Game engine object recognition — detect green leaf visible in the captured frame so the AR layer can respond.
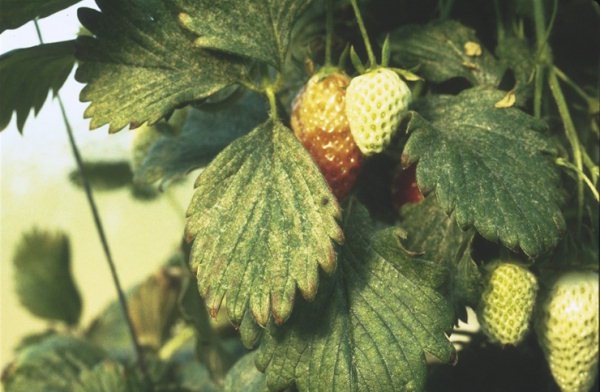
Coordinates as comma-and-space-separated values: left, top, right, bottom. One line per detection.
224, 352, 267, 392
14, 330, 58, 354
0, 0, 81, 32
403, 88, 565, 257
175, 361, 221, 392
135, 92, 268, 186
256, 202, 455, 392
73, 361, 143, 392
495, 35, 536, 104
2, 335, 106, 392
186, 119, 343, 326
400, 196, 482, 316
175, 0, 314, 68
0, 41, 75, 132
86, 266, 184, 359
178, 269, 238, 383
390, 20, 503, 86
12, 229, 82, 325
76, 0, 247, 133
130, 108, 190, 176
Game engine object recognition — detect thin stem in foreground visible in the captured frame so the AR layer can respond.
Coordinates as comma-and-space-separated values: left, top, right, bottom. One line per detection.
350, 0, 376, 67
325, 0, 334, 66
33, 19, 151, 386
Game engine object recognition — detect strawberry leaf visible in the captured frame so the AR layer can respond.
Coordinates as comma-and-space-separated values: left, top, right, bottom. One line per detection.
400, 196, 482, 317
134, 92, 268, 186
73, 362, 141, 392
12, 229, 82, 326
0, 41, 75, 132
256, 202, 455, 392
390, 20, 503, 86
224, 352, 267, 392
404, 88, 565, 257
174, 0, 314, 69
76, 0, 247, 133
86, 266, 183, 359
186, 119, 343, 327
495, 35, 536, 104
2, 335, 106, 392
0, 0, 81, 32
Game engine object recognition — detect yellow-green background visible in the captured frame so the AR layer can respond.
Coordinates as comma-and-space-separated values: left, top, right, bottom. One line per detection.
0, 2, 195, 366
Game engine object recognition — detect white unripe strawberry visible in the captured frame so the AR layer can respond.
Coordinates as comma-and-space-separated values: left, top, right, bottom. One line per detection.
477, 262, 538, 345
345, 68, 411, 156
536, 271, 599, 392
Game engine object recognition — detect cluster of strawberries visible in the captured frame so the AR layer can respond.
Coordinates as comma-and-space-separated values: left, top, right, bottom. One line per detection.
291, 67, 422, 206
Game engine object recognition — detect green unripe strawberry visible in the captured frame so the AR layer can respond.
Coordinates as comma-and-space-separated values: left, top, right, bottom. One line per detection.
345, 68, 411, 156
536, 272, 599, 392
477, 262, 538, 345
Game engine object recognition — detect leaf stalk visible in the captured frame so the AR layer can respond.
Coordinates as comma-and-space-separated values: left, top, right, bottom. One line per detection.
350, 0, 376, 67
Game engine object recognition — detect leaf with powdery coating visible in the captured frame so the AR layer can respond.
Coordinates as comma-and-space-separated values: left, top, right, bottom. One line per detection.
390, 20, 503, 86
256, 202, 455, 392
403, 88, 565, 257
76, 0, 246, 133
175, 0, 314, 68
186, 119, 343, 327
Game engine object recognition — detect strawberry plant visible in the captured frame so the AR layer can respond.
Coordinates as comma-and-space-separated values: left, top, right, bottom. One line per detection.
1, 0, 599, 391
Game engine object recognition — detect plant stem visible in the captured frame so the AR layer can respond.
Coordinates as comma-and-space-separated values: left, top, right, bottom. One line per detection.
325, 0, 334, 66
532, 0, 548, 55
556, 158, 599, 202
266, 87, 278, 121
34, 20, 151, 386
533, 65, 544, 119
532, 0, 549, 119
548, 69, 585, 227
554, 66, 595, 103
492, 0, 505, 43
438, 0, 455, 20
532, 0, 586, 230
350, 0, 376, 67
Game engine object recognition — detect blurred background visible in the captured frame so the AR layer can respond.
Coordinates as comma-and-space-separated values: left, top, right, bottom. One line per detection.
0, 1, 196, 366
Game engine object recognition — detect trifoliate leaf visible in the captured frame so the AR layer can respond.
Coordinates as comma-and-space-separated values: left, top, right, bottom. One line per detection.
390, 20, 503, 86
0, 41, 75, 132
73, 361, 143, 392
175, 0, 314, 68
186, 119, 343, 326
0, 0, 81, 32
86, 266, 184, 360
224, 352, 267, 392
76, 0, 247, 133
12, 229, 82, 325
2, 335, 106, 392
256, 202, 455, 392
135, 92, 268, 187
400, 196, 481, 317
403, 88, 565, 257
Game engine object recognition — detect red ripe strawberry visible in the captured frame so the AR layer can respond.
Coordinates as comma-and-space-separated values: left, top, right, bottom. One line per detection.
291, 71, 363, 199
391, 163, 424, 209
